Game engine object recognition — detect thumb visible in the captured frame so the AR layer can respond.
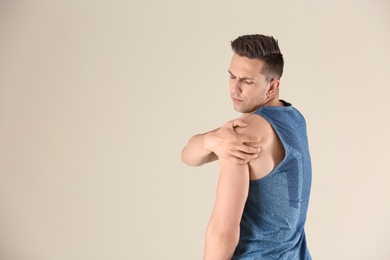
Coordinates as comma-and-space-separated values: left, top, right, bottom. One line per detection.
233, 119, 247, 128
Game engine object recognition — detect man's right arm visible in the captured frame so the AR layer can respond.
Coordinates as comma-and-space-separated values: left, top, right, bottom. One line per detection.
181, 130, 219, 166
181, 119, 261, 166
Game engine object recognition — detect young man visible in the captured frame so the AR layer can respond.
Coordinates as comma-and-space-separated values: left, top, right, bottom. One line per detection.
182, 34, 312, 259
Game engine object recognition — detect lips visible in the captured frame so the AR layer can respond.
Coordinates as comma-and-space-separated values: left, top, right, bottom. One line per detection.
231, 96, 243, 103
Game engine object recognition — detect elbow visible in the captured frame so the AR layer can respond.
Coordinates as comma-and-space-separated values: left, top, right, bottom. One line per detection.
181, 147, 193, 166
181, 147, 203, 167
206, 223, 240, 250
181, 147, 191, 165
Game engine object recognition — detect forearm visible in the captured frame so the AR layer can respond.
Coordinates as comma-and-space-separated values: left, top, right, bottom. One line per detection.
181, 130, 218, 166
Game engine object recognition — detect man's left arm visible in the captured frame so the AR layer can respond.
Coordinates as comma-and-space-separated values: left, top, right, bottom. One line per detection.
203, 159, 249, 260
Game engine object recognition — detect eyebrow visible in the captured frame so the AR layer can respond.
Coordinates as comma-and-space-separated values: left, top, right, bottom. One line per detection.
227, 70, 255, 80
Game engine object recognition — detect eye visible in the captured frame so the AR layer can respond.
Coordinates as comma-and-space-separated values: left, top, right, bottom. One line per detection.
229, 74, 236, 79
245, 80, 254, 85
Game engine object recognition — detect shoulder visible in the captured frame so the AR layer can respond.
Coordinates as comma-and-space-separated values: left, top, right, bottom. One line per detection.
234, 114, 274, 141
235, 114, 285, 180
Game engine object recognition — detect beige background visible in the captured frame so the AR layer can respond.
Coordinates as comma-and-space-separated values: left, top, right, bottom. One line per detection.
1, 0, 389, 259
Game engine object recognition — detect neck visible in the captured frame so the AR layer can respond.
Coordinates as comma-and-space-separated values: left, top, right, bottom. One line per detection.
242, 95, 282, 116
261, 91, 282, 107
265, 96, 283, 106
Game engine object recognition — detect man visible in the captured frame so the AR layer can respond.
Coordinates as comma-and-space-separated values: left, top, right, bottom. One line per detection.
182, 34, 312, 259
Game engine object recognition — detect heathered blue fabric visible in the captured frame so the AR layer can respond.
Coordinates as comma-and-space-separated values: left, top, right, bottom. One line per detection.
232, 100, 312, 260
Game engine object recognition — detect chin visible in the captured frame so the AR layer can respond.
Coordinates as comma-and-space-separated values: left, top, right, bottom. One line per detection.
232, 105, 242, 112
233, 106, 247, 114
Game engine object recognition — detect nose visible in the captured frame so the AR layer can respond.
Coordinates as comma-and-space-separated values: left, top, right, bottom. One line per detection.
230, 79, 242, 94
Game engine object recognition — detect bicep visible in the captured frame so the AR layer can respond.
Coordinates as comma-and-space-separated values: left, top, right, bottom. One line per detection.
210, 159, 250, 228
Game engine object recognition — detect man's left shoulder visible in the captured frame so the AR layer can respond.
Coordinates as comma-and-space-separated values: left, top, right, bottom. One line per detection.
235, 114, 274, 140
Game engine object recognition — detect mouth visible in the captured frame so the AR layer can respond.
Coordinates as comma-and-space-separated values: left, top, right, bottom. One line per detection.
231, 97, 243, 104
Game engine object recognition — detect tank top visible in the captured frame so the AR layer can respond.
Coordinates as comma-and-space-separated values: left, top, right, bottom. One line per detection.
232, 100, 312, 260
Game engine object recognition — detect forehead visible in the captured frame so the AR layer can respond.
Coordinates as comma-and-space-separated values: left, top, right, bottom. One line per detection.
229, 53, 265, 78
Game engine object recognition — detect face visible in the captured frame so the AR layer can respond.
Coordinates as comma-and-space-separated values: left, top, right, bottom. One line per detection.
228, 53, 272, 114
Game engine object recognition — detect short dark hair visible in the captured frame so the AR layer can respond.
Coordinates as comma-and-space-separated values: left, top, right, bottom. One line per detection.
231, 34, 284, 80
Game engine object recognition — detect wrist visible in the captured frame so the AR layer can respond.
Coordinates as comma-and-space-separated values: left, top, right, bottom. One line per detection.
203, 132, 214, 152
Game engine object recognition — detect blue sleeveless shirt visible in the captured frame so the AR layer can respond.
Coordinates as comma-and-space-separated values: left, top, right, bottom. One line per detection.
232, 100, 312, 260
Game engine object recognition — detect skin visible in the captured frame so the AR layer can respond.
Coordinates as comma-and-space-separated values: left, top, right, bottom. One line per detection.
228, 53, 283, 114
181, 54, 282, 166
203, 54, 285, 259
182, 53, 285, 259
181, 119, 261, 166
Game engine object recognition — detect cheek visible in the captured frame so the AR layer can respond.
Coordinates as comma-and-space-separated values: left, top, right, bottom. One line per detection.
228, 78, 234, 88
249, 86, 266, 101
247, 86, 259, 95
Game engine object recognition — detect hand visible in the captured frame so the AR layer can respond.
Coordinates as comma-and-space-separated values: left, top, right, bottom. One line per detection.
203, 118, 261, 164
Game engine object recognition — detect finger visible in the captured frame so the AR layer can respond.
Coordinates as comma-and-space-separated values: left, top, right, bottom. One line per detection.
238, 145, 261, 155
230, 156, 251, 165
239, 134, 261, 144
231, 150, 257, 161
236, 159, 250, 165
233, 119, 248, 128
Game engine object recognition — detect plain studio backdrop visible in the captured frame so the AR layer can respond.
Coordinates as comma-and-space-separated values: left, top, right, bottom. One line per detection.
0, 1, 389, 259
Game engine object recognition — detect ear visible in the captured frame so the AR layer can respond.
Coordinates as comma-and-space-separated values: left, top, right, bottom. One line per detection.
267, 79, 281, 96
